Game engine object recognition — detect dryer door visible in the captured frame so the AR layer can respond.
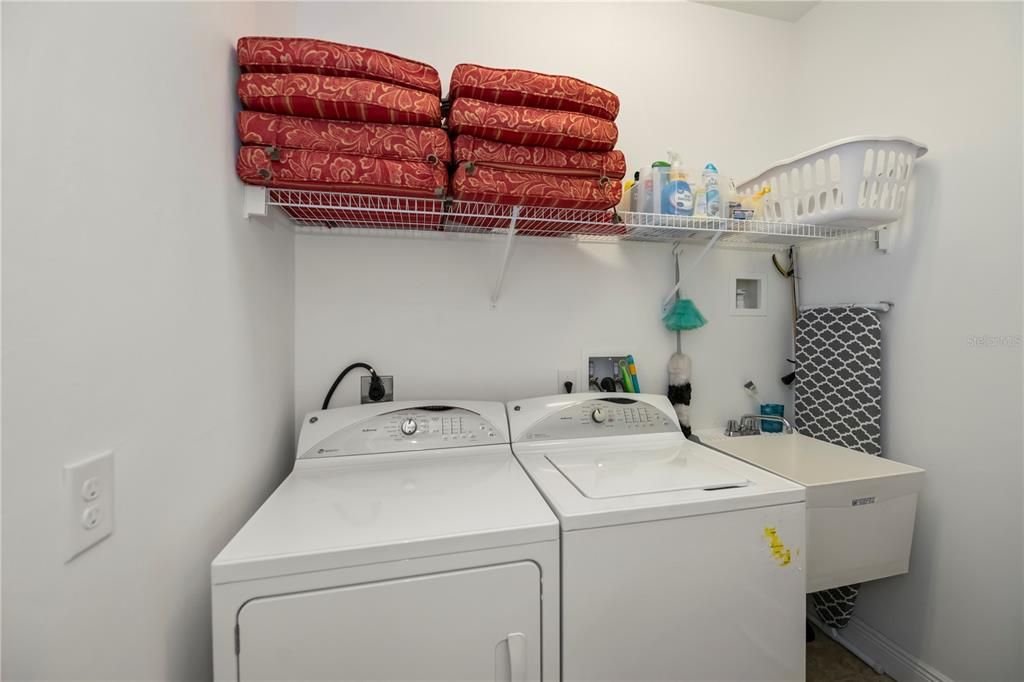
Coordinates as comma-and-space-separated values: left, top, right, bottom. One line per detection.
237, 562, 541, 682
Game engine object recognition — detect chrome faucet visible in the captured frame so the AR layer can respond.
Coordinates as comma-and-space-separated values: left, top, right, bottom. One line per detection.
725, 414, 794, 436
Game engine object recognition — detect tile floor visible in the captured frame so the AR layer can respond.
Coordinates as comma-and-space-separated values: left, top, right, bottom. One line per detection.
806, 626, 894, 682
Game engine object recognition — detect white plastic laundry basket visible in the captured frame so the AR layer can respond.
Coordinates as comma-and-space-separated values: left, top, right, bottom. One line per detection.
738, 136, 928, 229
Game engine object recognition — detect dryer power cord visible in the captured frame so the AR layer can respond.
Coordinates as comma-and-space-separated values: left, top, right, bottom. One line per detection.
322, 362, 385, 410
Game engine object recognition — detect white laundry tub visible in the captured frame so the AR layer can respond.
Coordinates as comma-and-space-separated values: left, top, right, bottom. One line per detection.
698, 431, 924, 593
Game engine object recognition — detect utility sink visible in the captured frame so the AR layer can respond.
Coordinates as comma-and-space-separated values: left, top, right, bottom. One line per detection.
697, 431, 924, 593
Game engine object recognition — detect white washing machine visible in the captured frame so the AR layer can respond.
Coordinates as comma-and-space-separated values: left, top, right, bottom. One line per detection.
212, 400, 560, 682
507, 393, 807, 682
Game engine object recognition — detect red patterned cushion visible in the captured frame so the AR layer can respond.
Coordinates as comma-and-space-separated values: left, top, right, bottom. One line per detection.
453, 135, 625, 180
239, 112, 450, 163
237, 146, 447, 198
238, 37, 441, 97
448, 99, 617, 152
450, 64, 619, 121
238, 73, 441, 126
450, 163, 622, 210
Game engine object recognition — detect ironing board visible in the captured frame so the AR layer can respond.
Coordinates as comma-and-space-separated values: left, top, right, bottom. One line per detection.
795, 306, 882, 629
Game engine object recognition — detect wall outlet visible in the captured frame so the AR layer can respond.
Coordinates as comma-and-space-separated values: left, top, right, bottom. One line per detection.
557, 369, 578, 394
64, 451, 114, 562
360, 375, 394, 404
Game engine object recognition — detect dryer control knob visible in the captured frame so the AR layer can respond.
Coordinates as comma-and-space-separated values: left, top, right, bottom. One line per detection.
400, 418, 418, 436
591, 408, 606, 424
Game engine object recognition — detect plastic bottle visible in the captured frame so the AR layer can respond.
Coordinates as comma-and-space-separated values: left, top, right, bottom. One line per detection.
638, 163, 663, 210
660, 152, 693, 216
702, 163, 720, 217
617, 179, 631, 212
694, 185, 707, 216
651, 161, 671, 213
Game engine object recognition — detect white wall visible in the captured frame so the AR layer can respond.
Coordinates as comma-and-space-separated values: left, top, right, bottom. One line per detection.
4, 3, 1020, 681
2, 3, 295, 680
793, 3, 1023, 680
292, 2, 800, 427
295, 236, 795, 424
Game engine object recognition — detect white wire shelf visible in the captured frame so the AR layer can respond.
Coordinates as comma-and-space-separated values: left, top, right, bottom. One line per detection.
246, 187, 850, 250
243, 186, 870, 305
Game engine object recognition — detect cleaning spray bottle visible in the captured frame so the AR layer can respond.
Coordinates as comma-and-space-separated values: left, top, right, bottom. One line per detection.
702, 163, 720, 217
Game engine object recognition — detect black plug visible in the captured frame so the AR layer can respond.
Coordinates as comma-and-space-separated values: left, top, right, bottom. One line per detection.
367, 372, 386, 402
564, 380, 573, 394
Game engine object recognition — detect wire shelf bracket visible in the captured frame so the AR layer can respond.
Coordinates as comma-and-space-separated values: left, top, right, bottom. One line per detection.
491, 205, 520, 307
243, 185, 268, 218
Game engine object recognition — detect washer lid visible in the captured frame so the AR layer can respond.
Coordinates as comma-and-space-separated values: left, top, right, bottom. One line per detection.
513, 437, 805, 531
548, 446, 749, 499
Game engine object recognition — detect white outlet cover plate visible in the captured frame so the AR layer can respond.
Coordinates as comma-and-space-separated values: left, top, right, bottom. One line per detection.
64, 451, 114, 562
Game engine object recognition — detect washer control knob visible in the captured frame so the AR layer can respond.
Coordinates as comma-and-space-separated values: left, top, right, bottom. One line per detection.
400, 418, 418, 436
591, 408, 606, 424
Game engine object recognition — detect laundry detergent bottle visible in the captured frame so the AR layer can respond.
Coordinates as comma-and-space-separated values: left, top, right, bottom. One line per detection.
660, 152, 694, 216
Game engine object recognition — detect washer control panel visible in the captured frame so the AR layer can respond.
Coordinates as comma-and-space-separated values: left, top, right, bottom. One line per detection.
301, 406, 504, 459
517, 398, 679, 442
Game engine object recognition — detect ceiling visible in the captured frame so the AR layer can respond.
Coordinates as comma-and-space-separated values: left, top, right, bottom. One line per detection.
697, 1, 819, 23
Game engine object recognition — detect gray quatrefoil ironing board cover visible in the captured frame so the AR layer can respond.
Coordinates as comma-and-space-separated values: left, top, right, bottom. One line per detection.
794, 306, 883, 629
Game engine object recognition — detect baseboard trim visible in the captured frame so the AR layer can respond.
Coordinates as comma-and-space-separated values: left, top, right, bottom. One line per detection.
808, 612, 952, 682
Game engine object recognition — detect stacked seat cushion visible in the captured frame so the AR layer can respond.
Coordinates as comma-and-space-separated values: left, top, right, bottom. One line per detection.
448, 166, 625, 236
239, 146, 446, 229
239, 111, 450, 163
450, 135, 624, 216
237, 147, 446, 197
453, 135, 624, 180
450, 164, 621, 211
450, 64, 618, 121
238, 73, 441, 126
235, 39, 448, 229
238, 37, 441, 96
448, 98, 617, 151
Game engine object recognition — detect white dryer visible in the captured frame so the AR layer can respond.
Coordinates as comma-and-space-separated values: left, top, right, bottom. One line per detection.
508, 393, 807, 682
212, 400, 559, 682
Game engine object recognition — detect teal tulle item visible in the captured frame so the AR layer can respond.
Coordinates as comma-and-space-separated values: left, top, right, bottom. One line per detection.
662, 299, 707, 331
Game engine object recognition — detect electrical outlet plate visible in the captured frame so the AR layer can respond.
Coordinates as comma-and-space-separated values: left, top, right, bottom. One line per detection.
360, 375, 394, 404
557, 369, 578, 394
64, 450, 114, 562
